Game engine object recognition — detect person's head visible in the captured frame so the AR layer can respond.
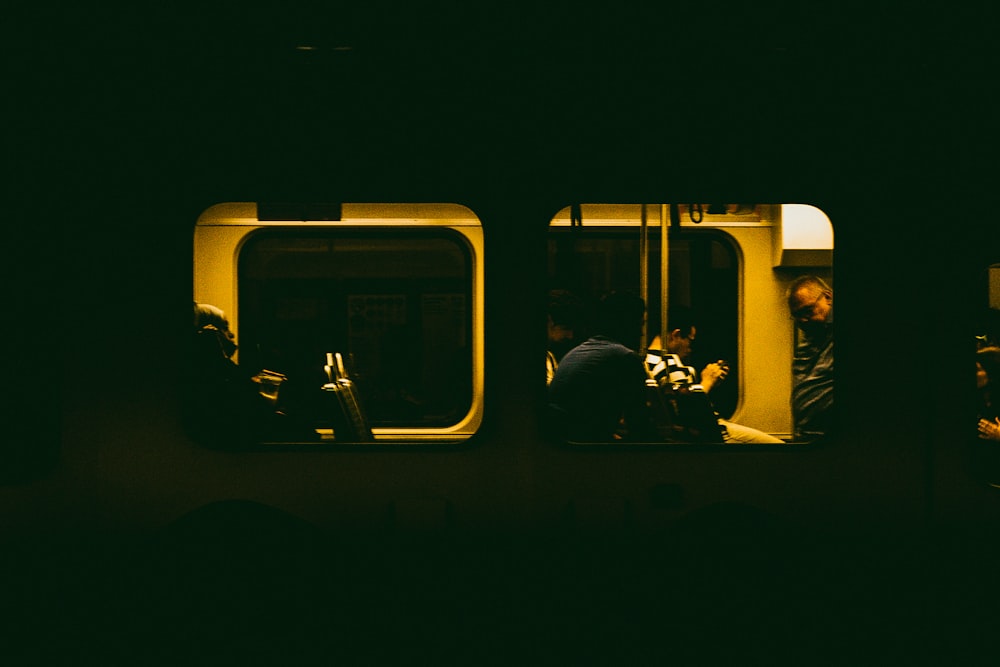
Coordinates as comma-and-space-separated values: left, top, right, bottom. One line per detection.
658, 305, 698, 362
194, 302, 237, 357
594, 291, 645, 350
975, 308, 1000, 349
787, 276, 833, 334
548, 289, 585, 345
195, 302, 228, 330
977, 346, 1000, 391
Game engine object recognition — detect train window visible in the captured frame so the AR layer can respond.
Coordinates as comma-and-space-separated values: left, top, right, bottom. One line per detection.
191, 203, 484, 446
545, 203, 834, 445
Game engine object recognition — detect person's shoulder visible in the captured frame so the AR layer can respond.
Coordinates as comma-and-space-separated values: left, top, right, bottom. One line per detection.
600, 339, 642, 360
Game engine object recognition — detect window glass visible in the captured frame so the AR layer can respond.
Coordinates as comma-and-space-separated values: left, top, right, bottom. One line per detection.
239, 231, 472, 429
548, 229, 739, 416
544, 203, 834, 445
190, 203, 483, 446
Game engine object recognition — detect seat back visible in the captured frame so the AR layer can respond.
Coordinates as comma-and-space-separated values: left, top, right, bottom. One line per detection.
322, 352, 374, 442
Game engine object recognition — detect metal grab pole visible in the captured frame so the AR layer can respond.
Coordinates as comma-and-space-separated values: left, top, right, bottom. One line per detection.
639, 204, 649, 352
660, 204, 669, 346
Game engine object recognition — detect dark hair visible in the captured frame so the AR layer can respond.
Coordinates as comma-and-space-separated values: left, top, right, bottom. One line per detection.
666, 305, 697, 338
548, 289, 586, 330
978, 346, 1000, 385
976, 308, 1000, 349
595, 291, 645, 346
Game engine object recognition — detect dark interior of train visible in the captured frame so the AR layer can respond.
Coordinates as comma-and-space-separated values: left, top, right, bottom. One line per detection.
238, 230, 473, 430
550, 226, 742, 418
7, 5, 999, 664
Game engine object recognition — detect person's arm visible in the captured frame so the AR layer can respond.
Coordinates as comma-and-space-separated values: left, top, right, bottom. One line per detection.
621, 353, 660, 441
699, 361, 729, 393
978, 417, 1000, 441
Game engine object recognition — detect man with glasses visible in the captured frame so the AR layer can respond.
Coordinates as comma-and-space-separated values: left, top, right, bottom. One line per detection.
787, 275, 835, 440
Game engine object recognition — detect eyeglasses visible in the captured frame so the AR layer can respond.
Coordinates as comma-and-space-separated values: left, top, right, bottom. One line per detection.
791, 295, 826, 320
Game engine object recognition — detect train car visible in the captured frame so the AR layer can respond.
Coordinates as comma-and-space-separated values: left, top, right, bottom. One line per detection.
5, 6, 998, 663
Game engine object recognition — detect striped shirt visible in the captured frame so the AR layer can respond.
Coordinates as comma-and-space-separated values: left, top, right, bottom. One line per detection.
645, 350, 726, 441
645, 350, 702, 390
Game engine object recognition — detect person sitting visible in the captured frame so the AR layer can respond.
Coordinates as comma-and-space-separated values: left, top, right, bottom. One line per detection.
647, 307, 784, 444
546, 289, 587, 385
977, 346, 1000, 441
187, 302, 317, 446
787, 275, 835, 440
546, 292, 659, 442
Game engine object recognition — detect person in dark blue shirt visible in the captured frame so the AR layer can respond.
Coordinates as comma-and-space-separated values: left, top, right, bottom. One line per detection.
547, 292, 659, 442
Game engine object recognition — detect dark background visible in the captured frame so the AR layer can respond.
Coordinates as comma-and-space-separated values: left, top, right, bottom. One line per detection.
6, 4, 999, 663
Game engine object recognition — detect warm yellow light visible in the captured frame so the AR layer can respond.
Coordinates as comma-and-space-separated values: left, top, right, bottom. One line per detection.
781, 204, 834, 250
990, 265, 1000, 309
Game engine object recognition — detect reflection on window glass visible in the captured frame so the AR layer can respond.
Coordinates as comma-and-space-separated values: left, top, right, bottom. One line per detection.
238, 231, 473, 432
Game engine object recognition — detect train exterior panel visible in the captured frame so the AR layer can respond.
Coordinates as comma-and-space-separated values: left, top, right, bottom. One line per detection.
5, 7, 999, 661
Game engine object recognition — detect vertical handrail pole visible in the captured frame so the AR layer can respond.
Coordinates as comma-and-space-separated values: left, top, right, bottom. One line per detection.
660, 204, 670, 345
639, 204, 649, 352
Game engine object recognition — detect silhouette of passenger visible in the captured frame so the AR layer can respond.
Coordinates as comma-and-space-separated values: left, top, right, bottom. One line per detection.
649, 307, 783, 443
546, 289, 587, 385
977, 346, 1000, 441
186, 303, 316, 446
787, 276, 835, 440
976, 306, 1000, 350
547, 291, 659, 442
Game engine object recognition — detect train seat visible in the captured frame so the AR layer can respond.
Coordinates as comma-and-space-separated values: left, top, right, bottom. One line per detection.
322, 352, 374, 442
